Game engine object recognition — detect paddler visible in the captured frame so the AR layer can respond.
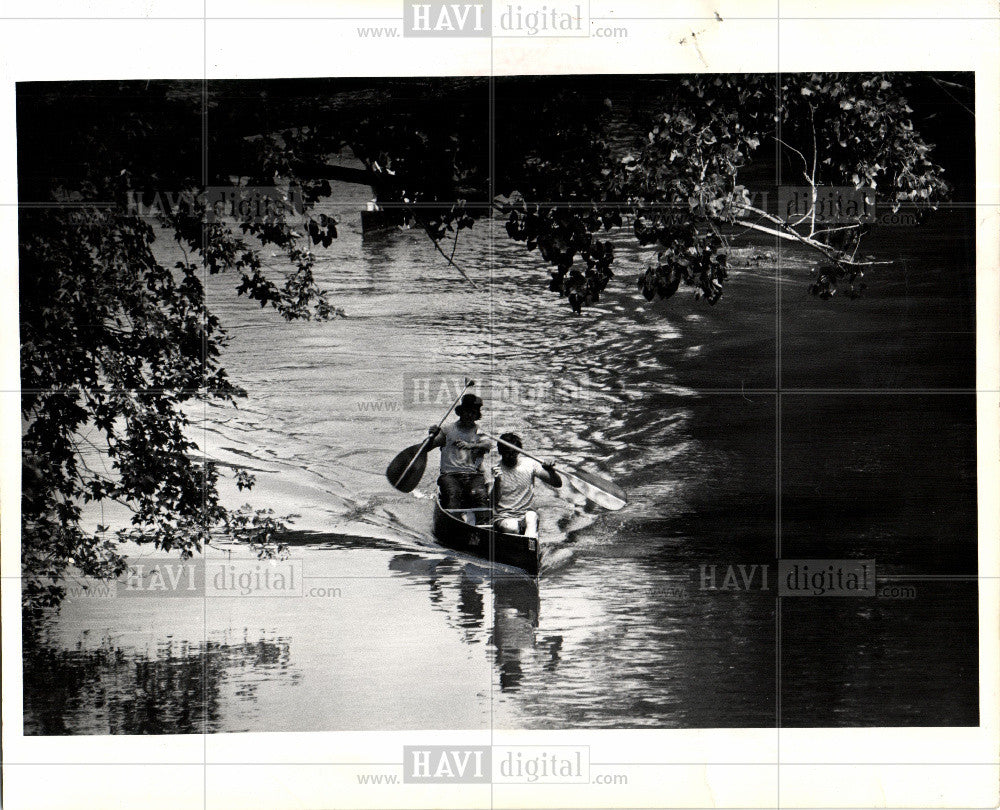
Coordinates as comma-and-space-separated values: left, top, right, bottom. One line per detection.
489, 432, 561, 538
427, 393, 491, 520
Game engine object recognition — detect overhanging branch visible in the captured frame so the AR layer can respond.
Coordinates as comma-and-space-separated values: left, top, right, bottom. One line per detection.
733, 204, 892, 267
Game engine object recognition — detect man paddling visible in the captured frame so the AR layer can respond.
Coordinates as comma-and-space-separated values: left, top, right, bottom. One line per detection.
427, 393, 491, 519
490, 432, 561, 538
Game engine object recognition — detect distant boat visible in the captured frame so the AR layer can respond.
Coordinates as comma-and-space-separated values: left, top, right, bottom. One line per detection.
431, 499, 540, 576
361, 199, 404, 240
303, 151, 404, 240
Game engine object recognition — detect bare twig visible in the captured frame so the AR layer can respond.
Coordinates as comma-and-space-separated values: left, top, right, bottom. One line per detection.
809, 104, 818, 237
774, 135, 810, 179
431, 236, 477, 288
809, 223, 863, 238
734, 204, 892, 267
930, 76, 974, 118
405, 206, 478, 289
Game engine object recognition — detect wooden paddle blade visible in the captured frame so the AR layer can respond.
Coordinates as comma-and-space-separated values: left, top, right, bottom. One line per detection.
386, 443, 429, 492
559, 467, 627, 511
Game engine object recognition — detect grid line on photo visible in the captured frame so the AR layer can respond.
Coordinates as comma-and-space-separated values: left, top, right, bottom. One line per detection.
4, 759, 1000, 766
6, 387, 992, 395
7, 200, 993, 209
6, 571, 998, 581
488, 38, 497, 809
773, 30, 783, 800
201, 2, 210, 800
4, 14, 1000, 20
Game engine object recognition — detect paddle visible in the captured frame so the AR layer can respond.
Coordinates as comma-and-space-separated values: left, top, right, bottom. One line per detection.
386, 380, 474, 493
485, 433, 628, 511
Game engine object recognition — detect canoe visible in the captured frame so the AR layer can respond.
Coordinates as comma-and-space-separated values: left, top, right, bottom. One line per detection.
431, 499, 540, 576
360, 208, 403, 240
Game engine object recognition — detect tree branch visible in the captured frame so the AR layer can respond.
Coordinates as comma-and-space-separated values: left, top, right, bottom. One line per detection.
809, 104, 818, 236
405, 206, 478, 290
733, 204, 892, 267
774, 135, 810, 180
427, 228, 478, 289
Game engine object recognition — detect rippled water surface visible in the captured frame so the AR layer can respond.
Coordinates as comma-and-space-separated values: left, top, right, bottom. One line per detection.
24, 199, 979, 732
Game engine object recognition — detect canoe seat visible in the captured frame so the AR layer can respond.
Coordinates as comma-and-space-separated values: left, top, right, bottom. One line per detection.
441, 507, 535, 536
442, 506, 492, 527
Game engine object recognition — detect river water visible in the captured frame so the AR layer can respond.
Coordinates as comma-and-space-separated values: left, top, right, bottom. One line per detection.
23, 191, 978, 732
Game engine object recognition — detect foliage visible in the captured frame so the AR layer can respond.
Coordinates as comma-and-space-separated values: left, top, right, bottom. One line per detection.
19, 82, 341, 612
780, 74, 950, 210
494, 89, 621, 312
626, 76, 771, 304
20, 202, 238, 609
623, 73, 950, 304
224, 505, 291, 559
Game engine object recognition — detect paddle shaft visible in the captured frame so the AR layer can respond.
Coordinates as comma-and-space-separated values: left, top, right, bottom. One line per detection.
392, 380, 473, 488
485, 433, 553, 470
484, 431, 627, 511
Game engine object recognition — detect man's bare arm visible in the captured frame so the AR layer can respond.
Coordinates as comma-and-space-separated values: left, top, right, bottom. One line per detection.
426, 426, 446, 450
539, 462, 562, 488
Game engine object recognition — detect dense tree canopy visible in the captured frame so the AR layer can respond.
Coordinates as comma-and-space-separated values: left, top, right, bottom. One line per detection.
18, 74, 960, 610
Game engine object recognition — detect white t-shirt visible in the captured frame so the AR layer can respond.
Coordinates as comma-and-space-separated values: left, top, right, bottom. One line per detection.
439, 421, 486, 474
492, 456, 544, 519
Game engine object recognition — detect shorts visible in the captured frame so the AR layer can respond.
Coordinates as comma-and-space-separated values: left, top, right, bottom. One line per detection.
438, 472, 488, 509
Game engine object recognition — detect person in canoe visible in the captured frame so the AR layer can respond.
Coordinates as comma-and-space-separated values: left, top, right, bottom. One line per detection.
490, 432, 562, 538
427, 393, 492, 520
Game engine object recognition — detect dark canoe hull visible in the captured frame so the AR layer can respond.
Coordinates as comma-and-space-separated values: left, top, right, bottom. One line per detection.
431, 500, 540, 576
360, 209, 404, 239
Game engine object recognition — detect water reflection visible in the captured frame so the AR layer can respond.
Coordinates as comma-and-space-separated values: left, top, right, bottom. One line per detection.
492, 575, 543, 692
388, 552, 560, 694
23, 623, 298, 735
